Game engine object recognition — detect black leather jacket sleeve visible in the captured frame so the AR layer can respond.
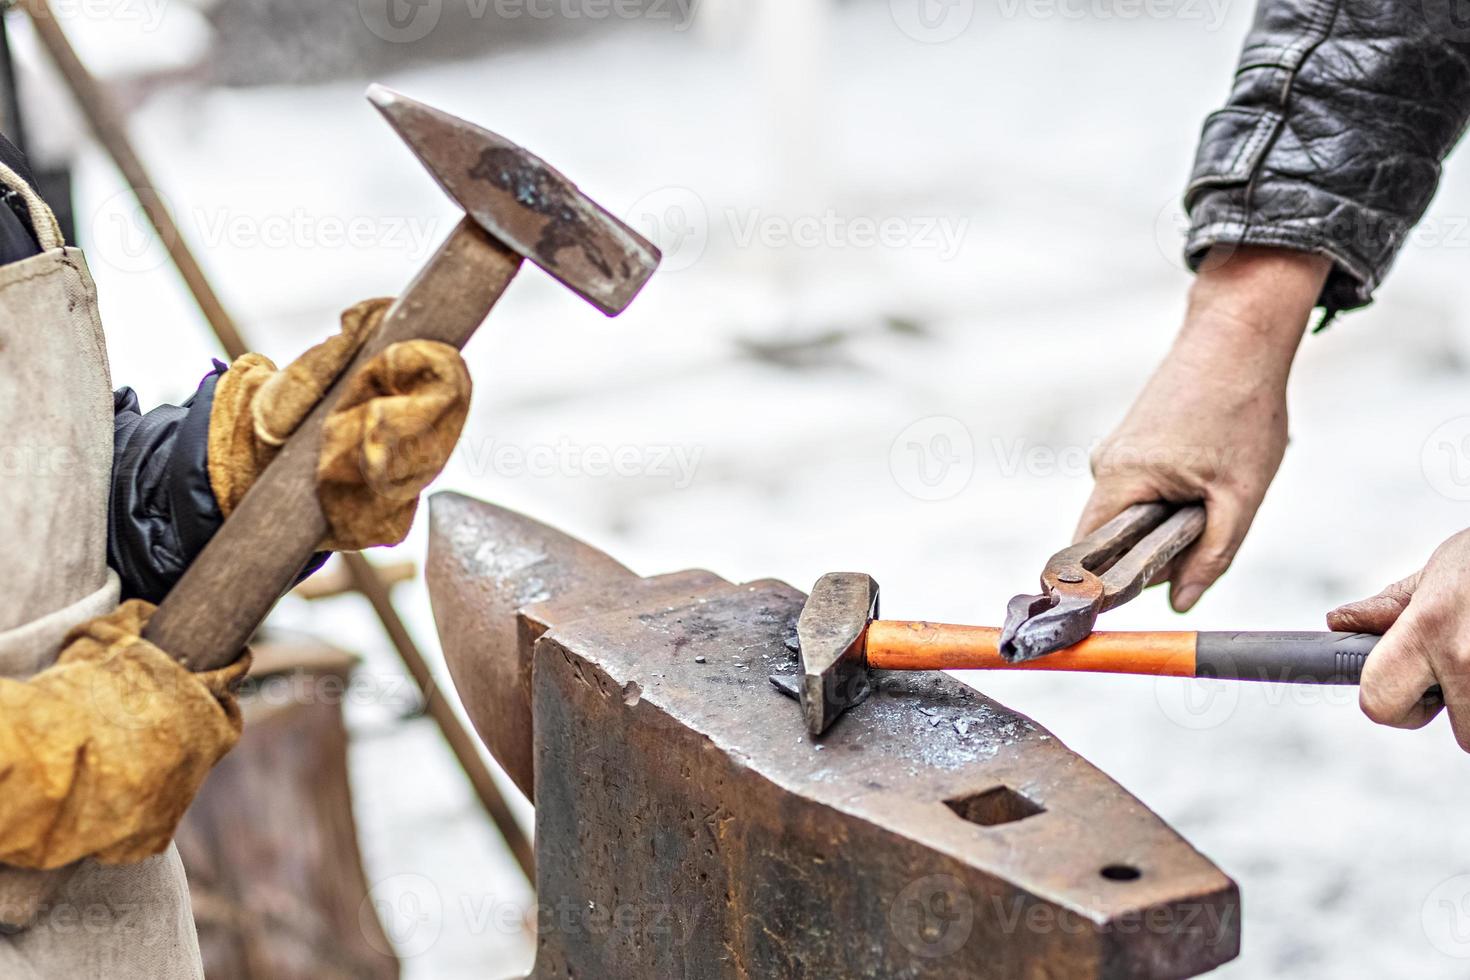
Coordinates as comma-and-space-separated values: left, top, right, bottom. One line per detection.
1185, 1, 1470, 313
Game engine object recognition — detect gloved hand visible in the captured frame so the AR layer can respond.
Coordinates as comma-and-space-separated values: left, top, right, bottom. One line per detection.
208, 298, 472, 551
0, 601, 247, 870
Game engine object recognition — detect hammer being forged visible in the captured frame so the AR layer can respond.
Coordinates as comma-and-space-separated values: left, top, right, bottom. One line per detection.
782, 572, 1438, 736
0, 86, 659, 928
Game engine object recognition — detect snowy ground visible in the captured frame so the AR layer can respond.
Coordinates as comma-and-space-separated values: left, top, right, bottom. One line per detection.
14, 1, 1470, 976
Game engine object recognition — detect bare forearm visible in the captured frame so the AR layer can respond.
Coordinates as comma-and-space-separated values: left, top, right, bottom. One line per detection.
1174, 246, 1332, 385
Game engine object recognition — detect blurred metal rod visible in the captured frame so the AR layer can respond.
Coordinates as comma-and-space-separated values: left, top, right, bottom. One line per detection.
23, 0, 535, 884
296, 558, 417, 601
343, 551, 535, 880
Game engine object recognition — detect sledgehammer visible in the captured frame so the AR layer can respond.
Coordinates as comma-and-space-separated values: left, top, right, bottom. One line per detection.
782, 572, 1440, 736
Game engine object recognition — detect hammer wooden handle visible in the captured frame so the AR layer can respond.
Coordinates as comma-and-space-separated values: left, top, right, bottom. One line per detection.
147, 219, 521, 671
868, 621, 1441, 697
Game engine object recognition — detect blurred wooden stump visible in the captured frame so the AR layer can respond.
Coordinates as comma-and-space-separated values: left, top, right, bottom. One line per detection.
176, 633, 400, 980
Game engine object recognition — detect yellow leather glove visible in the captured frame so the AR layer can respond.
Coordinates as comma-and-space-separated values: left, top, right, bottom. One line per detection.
0, 601, 248, 871
208, 298, 472, 551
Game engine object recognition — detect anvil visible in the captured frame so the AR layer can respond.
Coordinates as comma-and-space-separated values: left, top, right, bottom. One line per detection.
426, 492, 1240, 979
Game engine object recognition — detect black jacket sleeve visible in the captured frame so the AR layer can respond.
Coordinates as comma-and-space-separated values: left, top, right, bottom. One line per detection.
110, 365, 230, 602
110, 365, 330, 603
0, 132, 41, 265
1185, 1, 1470, 313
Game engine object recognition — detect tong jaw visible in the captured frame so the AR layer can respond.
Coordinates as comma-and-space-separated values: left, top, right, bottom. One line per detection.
999, 578, 1104, 664
999, 502, 1205, 664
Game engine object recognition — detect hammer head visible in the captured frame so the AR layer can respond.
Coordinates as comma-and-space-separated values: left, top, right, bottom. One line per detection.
368, 85, 660, 316
798, 572, 879, 736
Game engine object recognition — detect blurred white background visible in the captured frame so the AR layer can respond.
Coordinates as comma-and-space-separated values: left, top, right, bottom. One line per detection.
9, 0, 1470, 976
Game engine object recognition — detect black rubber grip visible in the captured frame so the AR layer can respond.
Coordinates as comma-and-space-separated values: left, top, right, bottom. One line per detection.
1196, 631, 1442, 700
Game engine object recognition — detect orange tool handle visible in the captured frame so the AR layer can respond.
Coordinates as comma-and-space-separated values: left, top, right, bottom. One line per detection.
866, 622, 1410, 692
867, 621, 1198, 677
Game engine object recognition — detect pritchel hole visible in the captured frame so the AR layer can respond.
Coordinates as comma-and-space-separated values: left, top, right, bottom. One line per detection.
1100, 864, 1142, 882
944, 786, 1045, 827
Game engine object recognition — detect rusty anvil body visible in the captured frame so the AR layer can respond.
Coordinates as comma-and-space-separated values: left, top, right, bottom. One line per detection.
427, 493, 1239, 979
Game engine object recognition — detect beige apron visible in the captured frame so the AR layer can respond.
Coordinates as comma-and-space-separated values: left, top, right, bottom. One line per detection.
0, 161, 204, 979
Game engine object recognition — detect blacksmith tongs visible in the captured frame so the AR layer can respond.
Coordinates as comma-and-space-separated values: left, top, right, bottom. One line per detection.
999, 502, 1206, 663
